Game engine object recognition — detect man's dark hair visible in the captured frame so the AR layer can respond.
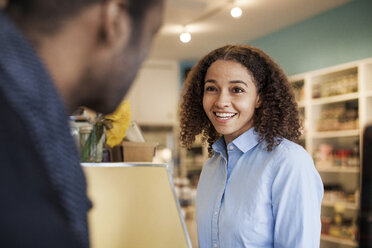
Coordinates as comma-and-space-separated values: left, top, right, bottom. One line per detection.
5, 0, 160, 36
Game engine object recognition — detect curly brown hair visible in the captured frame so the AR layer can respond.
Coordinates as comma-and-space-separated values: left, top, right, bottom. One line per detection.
179, 44, 301, 156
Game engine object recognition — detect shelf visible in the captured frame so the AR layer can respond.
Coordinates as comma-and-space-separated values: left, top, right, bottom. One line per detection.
312, 92, 359, 105
313, 129, 359, 138
317, 167, 360, 173
321, 200, 359, 210
321, 234, 358, 247
186, 165, 203, 172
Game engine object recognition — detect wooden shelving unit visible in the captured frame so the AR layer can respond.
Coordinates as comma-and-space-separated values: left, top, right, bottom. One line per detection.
321, 234, 358, 247
290, 57, 372, 248
321, 200, 358, 210
317, 167, 360, 173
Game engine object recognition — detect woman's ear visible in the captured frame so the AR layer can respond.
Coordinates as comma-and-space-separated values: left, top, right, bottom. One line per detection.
98, 0, 131, 49
255, 95, 261, 108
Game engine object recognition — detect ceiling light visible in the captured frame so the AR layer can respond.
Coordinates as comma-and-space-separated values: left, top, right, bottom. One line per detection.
230, 6, 242, 18
180, 32, 191, 43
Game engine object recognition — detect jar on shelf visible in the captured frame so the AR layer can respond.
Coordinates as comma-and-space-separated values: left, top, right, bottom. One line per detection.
321, 216, 332, 235
80, 125, 105, 162
79, 126, 92, 152
70, 125, 80, 152
350, 74, 358, 92
334, 149, 352, 167
312, 84, 321, 99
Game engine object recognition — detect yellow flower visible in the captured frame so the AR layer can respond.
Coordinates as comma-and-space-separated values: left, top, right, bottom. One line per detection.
105, 100, 131, 147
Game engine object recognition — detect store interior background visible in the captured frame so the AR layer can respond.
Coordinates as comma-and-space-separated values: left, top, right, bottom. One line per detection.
124, 0, 372, 247
0, 0, 370, 246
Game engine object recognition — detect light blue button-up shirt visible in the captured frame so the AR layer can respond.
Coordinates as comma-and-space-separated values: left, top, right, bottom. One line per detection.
196, 128, 323, 248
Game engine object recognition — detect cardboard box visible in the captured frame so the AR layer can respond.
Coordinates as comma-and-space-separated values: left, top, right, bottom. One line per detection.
110, 141, 158, 162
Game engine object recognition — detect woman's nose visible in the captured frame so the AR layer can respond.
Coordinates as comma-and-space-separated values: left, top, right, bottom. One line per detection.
215, 91, 231, 108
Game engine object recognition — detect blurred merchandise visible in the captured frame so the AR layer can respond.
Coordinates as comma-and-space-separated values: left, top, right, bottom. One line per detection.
317, 102, 358, 132
312, 73, 358, 99
70, 124, 81, 152
125, 121, 145, 142
69, 100, 132, 162
321, 201, 358, 241
314, 143, 333, 168
110, 141, 158, 162
174, 177, 197, 208
323, 185, 358, 204
79, 125, 92, 152
80, 123, 105, 162
104, 100, 132, 147
314, 143, 359, 169
321, 217, 332, 235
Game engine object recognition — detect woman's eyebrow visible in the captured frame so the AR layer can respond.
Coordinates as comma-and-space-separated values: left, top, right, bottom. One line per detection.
204, 79, 217, 83
230, 80, 248, 87
204, 79, 248, 87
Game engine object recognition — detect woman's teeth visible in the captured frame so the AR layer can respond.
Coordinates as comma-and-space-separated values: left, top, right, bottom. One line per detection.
215, 112, 236, 119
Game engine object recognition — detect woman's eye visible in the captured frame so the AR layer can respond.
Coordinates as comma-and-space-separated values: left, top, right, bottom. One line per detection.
205, 86, 216, 91
232, 87, 244, 93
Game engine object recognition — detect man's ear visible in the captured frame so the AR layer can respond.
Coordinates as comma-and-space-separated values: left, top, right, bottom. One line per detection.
99, 0, 131, 49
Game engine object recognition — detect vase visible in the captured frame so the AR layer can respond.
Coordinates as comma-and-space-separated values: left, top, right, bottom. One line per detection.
81, 124, 105, 162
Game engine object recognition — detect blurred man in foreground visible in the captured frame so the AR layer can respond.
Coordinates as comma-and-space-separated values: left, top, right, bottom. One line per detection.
0, 0, 163, 247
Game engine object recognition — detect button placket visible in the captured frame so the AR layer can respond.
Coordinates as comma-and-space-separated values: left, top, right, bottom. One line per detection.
211, 159, 227, 248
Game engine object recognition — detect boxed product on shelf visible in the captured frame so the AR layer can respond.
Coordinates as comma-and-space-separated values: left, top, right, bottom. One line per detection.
323, 185, 358, 204
110, 141, 158, 162
333, 149, 359, 167
312, 72, 358, 99
314, 144, 360, 169
316, 102, 358, 132
321, 202, 358, 241
328, 224, 357, 241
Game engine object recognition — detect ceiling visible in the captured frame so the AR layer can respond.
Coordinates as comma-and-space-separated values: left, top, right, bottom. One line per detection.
148, 0, 352, 61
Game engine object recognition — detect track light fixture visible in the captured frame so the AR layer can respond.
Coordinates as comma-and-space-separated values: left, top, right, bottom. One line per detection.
180, 31, 191, 43
230, 6, 242, 18
178, 0, 245, 43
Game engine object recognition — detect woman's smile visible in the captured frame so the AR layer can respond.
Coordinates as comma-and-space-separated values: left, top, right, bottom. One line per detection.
214, 112, 237, 121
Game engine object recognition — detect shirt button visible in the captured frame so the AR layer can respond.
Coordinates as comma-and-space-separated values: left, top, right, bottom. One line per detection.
214, 211, 218, 215
229, 145, 234, 150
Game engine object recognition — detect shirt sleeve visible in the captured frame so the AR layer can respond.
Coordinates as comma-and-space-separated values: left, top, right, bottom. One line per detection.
271, 145, 324, 248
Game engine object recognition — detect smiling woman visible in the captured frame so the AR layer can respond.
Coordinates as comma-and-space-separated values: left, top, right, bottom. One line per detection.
179, 44, 324, 248
180, 44, 301, 155
202, 60, 260, 145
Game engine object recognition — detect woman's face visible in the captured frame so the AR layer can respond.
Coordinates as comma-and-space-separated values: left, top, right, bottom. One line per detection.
203, 59, 260, 145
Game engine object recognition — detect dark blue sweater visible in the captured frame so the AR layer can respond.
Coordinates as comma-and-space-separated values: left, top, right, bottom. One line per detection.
0, 10, 91, 248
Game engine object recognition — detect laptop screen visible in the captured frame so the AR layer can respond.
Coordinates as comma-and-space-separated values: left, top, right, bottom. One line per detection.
82, 163, 192, 248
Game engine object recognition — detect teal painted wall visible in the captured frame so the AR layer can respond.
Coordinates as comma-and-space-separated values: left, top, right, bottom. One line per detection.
249, 0, 372, 76
179, 61, 196, 86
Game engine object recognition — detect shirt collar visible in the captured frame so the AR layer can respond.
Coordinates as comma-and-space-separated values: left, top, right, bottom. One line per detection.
212, 136, 226, 156
232, 128, 260, 153
212, 128, 260, 155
